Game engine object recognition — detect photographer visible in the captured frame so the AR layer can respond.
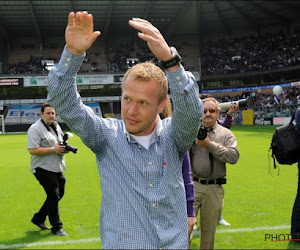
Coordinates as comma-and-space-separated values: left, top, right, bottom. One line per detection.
198, 94, 239, 227
27, 103, 69, 236
189, 97, 239, 249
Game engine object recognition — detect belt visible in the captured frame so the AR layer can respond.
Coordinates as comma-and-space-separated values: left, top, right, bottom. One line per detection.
193, 176, 226, 185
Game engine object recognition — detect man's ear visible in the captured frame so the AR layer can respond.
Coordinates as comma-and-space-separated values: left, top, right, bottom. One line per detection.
158, 98, 167, 114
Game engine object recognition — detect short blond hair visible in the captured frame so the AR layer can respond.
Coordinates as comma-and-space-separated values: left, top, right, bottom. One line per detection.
122, 61, 168, 103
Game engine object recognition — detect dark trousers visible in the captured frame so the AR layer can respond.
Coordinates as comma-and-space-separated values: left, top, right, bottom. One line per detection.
291, 164, 300, 239
33, 167, 66, 232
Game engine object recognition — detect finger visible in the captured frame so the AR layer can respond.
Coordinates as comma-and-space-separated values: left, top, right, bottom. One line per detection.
75, 11, 83, 25
87, 13, 94, 31
82, 12, 101, 40
81, 11, 91, 30
137, 32, 156, 42
90, 31, 101, 43
129, 19, 154, 35
86, 13, 101, 35
130, 18, 153, 27
68, 12, 75, 27
131, 17, 151, 23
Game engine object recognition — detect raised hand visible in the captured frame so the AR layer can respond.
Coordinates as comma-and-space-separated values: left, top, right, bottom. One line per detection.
128, 18, 172, 62
227, 103, 239, 115
66, 11, 101, 56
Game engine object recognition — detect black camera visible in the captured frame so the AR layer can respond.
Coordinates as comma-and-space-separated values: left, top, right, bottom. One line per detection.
60, 132, 77, 154
197, 125, 208, 140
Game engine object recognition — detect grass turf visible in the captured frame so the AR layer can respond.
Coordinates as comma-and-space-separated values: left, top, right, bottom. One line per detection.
0, 126, 299, 249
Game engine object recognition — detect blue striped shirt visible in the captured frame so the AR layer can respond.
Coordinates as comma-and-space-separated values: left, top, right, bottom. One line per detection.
47, 46, 203, 249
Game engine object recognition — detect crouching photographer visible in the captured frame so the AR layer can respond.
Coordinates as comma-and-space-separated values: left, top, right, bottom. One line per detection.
189, 97, 240, 249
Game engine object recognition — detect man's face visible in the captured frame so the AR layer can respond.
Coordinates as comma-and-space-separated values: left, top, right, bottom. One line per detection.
121, 77, 165, 136
40, 106, 56, 125
202, 100, 219, 129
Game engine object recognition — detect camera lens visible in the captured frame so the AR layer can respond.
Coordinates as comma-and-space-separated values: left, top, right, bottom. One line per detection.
238, 99, 247, 109
65, 144, 78, 154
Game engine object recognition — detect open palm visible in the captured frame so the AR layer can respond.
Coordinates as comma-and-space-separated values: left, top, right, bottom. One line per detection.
65, 11, 100, 55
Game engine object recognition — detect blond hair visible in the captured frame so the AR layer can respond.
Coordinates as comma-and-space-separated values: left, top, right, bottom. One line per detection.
122, 61, 168, 103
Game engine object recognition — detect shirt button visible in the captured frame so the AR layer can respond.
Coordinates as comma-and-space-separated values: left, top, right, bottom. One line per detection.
149, 183, 153, 187
176, 76, 180, 80
152, 203, 156, 207
148, 161, 152, 165
178, 81, 182, 86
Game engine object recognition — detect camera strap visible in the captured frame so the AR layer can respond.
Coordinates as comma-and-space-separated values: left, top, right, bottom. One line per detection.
40, 118, 58, 137
49, 123, 58, 137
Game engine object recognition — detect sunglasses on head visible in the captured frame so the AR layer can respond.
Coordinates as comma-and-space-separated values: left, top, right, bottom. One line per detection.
203, 109, 216, 114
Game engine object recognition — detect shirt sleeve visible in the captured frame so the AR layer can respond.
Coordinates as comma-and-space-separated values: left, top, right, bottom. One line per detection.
166, 67, 203, 154
27, 126, 41, 149
47, 46, 105, 153
182, 151, 196, 217
220, 114, 232, 129
207, 130, 239, 164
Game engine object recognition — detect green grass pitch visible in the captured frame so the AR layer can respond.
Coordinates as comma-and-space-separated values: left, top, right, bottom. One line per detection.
0, 126, 299, 249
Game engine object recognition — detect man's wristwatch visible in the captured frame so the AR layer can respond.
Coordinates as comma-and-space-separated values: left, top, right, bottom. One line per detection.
160, 47, 182, 69
51, 147, 55, 153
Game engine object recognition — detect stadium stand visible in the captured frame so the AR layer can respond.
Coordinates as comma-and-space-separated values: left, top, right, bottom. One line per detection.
0, 1, 300, 132
201, 30, 300, 76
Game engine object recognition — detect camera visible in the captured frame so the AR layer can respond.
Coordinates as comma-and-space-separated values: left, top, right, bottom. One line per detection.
60, 132, 78, 154
219, 98, 248, 110
197, 125, 208, 140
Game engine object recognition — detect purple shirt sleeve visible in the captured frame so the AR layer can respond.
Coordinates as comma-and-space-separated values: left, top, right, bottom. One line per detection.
218, 114, 232, 129
182, 151, 196, 217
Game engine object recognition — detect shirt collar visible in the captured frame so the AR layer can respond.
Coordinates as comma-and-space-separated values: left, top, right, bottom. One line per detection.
208, 122, 218, 133
123, 116, 163, 142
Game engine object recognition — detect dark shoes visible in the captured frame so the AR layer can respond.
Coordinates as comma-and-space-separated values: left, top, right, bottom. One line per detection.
52, 228, 68, 236
31, 215, 67, 236
31, 218, 50, 230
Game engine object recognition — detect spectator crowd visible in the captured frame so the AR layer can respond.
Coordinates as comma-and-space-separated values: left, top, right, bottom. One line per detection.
4, 29, 300, 78
201, 30, 300, 76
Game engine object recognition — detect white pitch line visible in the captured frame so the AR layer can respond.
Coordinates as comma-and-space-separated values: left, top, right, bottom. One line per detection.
217, 224, 290, 233
0, 237, 101, 249
192, 224, 290, 236
0, 225, 291, 249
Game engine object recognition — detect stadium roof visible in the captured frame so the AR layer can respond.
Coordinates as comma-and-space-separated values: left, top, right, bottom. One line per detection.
0, 0, 299, 43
